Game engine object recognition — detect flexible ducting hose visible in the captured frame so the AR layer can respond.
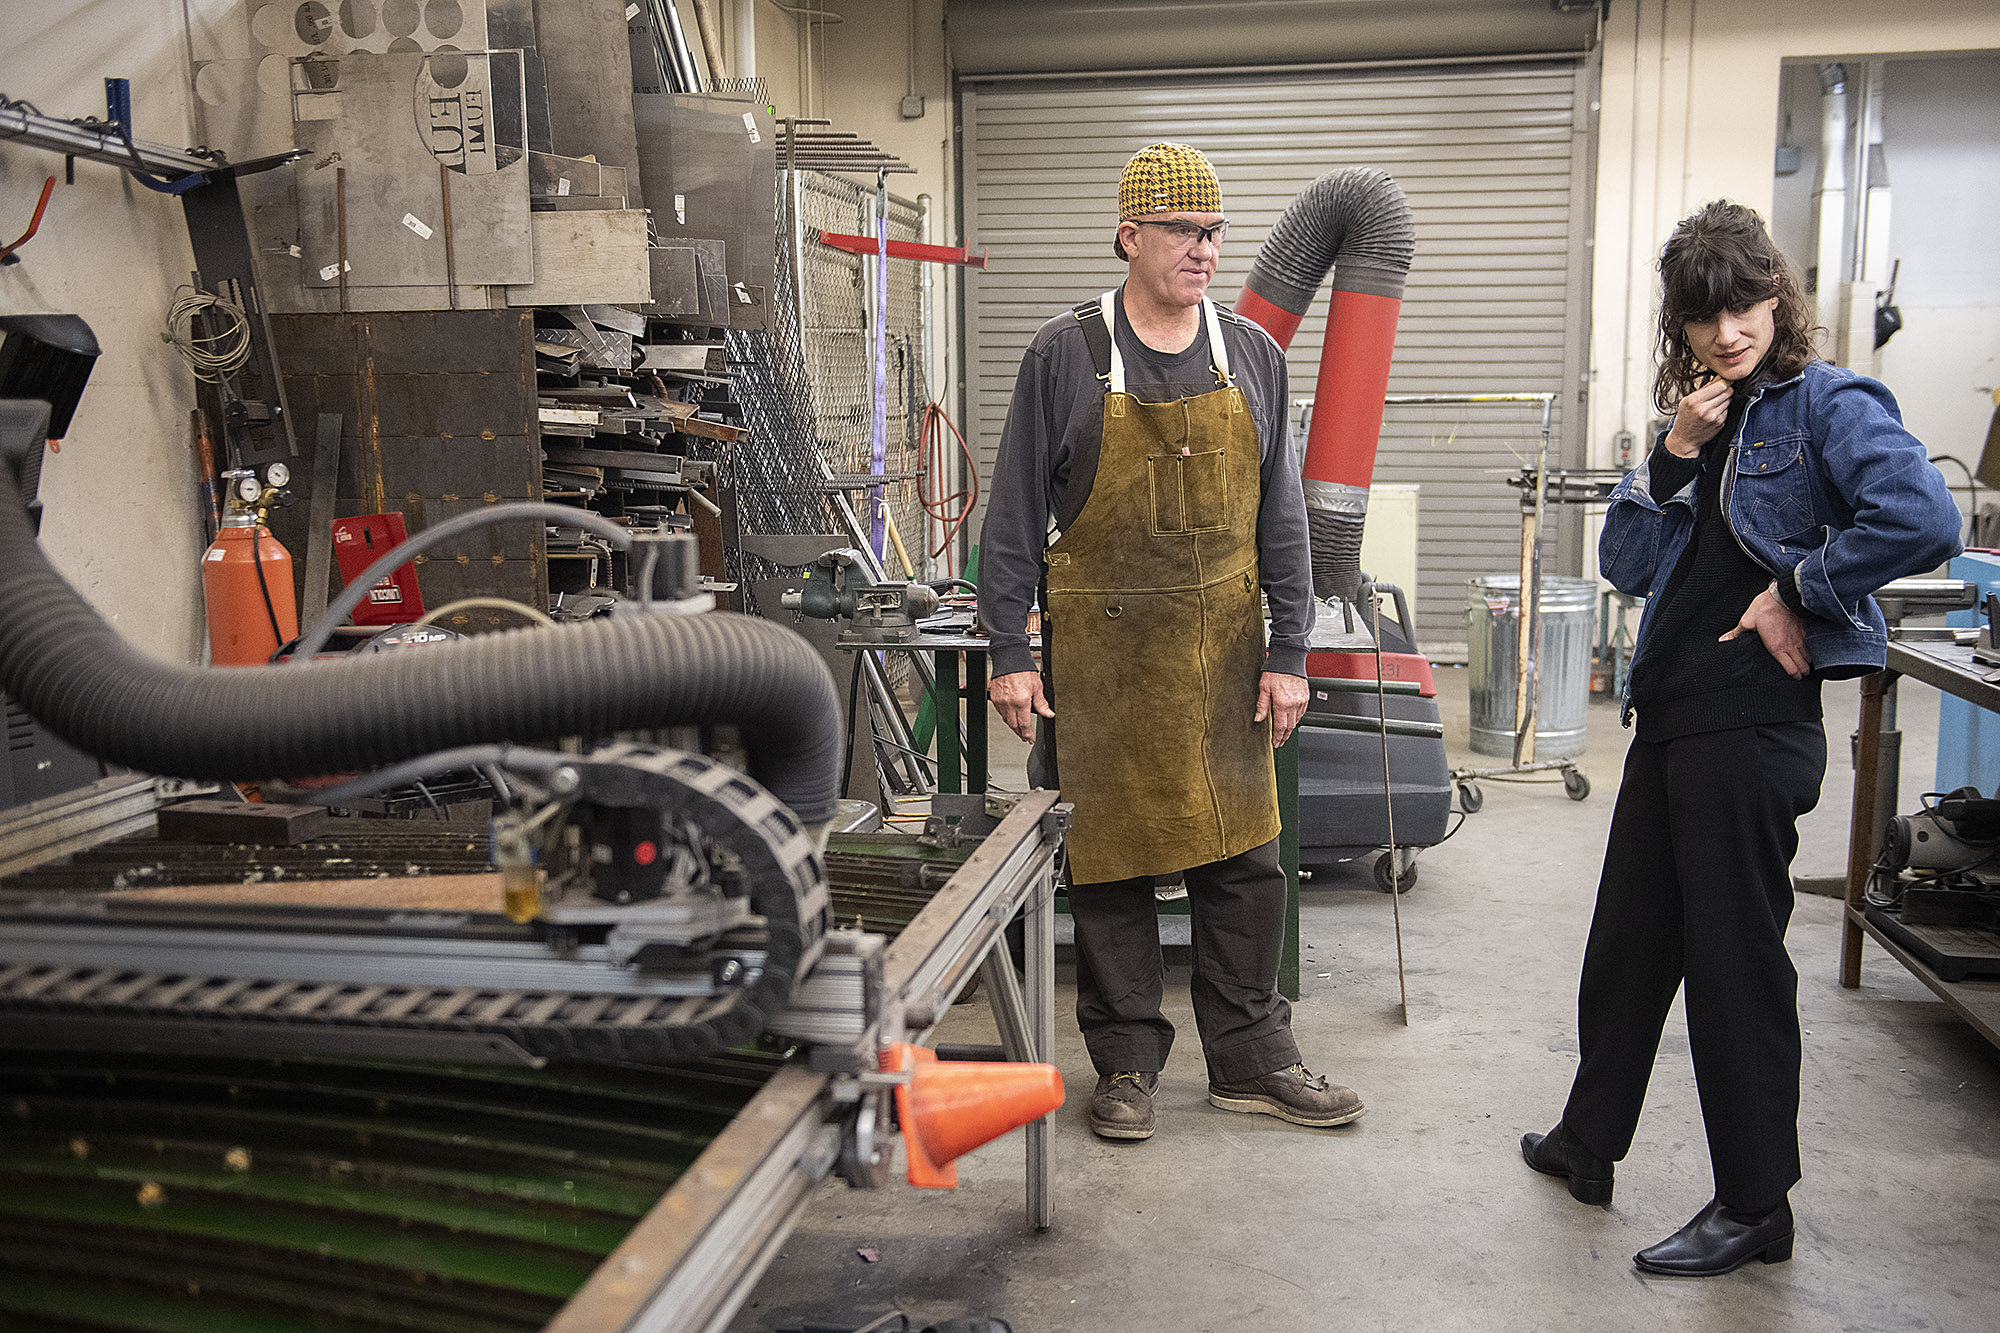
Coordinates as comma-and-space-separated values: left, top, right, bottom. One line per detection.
0, 458, 845, 827
1237, 167, 1415, 605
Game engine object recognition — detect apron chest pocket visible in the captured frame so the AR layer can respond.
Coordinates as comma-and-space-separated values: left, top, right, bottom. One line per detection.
1149, 449, 1230, 535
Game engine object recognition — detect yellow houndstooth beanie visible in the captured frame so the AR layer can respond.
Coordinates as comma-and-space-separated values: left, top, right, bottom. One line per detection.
1118, 142, 1221, 218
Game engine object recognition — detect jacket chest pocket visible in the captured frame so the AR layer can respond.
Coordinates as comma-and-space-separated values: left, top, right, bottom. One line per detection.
1149, 449, 1231, 535
1734, 432, 1816, 538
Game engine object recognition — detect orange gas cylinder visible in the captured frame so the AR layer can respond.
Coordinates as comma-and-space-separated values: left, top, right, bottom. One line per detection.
202, 521, 298, 666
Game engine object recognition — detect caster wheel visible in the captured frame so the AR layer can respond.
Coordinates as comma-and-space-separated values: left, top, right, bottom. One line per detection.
1372, 852, 1418, 894
1563, 769, 1591, 802
1457, 781, 1484, 814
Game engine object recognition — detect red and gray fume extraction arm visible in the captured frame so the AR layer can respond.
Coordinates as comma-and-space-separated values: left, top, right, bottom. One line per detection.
1236, 168, 1415, 606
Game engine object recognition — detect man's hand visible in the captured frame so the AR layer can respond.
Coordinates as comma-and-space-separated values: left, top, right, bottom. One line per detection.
1721, 588, 1809, 679
1254, 672, 1310, 747
1663, 379, 1733, 457
989, 670, 1054, 742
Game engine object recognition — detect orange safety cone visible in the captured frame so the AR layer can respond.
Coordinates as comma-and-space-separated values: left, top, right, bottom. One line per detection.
880, 1042, 1064, 1190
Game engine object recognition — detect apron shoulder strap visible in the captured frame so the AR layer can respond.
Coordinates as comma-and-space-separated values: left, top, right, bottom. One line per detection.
1071, 289, 1125, 395
1204, 298, 1234, 386
1072, 297, 1112, 386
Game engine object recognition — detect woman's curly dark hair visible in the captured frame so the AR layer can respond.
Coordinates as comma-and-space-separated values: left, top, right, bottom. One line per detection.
1653, 201, 1821, 415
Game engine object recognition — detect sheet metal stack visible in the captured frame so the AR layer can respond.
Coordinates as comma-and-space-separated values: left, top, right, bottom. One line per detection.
184, 0, 780, 618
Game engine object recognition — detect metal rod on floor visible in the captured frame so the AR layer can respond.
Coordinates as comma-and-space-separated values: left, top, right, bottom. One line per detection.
1370, 597, 1409, 1025
1023, 863, 1056, 1231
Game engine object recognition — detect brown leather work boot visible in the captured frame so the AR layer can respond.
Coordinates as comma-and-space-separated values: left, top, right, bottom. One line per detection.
1087, 1071, 1159, 1141
1207, 1063, 1365, 1127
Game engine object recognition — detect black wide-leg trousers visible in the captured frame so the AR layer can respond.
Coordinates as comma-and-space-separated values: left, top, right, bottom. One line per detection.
1069, 837, 1301, 1084
1562, 721, 1826, 1211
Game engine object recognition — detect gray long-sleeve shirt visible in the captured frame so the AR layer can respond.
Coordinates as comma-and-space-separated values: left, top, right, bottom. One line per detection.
977, 286, 1315, 679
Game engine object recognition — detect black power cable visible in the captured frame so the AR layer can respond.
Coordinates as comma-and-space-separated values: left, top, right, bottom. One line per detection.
247, 523, 285, 661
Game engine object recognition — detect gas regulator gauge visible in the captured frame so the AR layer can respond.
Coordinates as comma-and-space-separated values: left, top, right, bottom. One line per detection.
234, 474, 262, 503
264, 462, 290, 488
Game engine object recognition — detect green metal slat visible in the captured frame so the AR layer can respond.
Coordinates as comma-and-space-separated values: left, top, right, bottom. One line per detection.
8, 1097, 700, 1193
0, 1216, 552, 1333
0, 1049, 779, 1328
0, 1156, 635, 1253
4, 1131, 660, 1215
0, 1274, 312, 1333
0, 1181, 602, 1297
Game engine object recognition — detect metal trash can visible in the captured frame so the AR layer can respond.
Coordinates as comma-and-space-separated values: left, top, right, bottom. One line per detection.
1466, 575, 1597, 758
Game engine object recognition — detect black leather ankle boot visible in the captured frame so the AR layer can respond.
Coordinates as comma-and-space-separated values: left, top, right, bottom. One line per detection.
1520, 1121, 1614, 1205
1634, 1198, 1794, 1276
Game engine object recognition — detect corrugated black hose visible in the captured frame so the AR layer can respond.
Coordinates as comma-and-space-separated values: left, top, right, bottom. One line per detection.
1242, 166, 1416, 312
0, 454, 845, 827
1241, 167, 1416, 604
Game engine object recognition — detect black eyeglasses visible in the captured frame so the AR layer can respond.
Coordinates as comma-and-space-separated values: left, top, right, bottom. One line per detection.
1131, 218, 1229, 247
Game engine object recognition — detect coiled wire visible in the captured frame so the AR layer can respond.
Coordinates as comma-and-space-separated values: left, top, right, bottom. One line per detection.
163, 284, 252, 383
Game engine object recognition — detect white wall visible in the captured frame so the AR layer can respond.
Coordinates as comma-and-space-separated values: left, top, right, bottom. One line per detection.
817, 0, 955, 402
1586, 0, 2000, 574
0, 0, 240, 664
740, 0, 962, 506
1769, 52, 2000, 478
1875, 54, 2000, 474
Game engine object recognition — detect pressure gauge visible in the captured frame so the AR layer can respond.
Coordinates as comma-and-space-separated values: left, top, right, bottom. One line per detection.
235, 474, 262, 503
264, 462, 290, 488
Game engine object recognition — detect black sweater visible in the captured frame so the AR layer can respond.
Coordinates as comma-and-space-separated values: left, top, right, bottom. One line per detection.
1628, 419, 1822, 742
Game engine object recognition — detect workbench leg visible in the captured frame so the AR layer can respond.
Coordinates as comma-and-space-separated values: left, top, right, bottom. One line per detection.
1024, 864, 1057, 1232
1276, 728, 1301, 1001
933, 650, 961, 795
967, 651, 989, 794
1842, 671, 1893, 988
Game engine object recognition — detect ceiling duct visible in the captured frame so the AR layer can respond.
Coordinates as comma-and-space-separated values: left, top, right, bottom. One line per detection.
944, 0, 1599, 77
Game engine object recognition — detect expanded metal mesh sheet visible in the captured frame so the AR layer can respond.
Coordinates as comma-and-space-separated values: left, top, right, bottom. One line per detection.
723, 171, 930, 608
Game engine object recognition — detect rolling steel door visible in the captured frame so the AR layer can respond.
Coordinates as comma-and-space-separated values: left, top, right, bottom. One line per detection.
961, 60, 1596, 647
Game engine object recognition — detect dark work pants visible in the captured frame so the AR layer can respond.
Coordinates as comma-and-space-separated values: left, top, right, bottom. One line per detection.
1070, 836, 1301, 1084
1562, 722, 1825, 1212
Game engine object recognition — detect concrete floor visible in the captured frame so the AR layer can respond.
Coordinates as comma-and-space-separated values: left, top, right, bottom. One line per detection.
729, 669, 2000, 1333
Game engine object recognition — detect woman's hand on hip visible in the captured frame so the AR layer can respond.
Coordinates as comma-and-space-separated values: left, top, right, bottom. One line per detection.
989, 670, 1053, 742
1663, 379, 1733, 457
1721, 588, 1809, 679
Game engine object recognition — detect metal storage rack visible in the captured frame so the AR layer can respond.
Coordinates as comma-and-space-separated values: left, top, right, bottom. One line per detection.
1841, 640, 2000, 1048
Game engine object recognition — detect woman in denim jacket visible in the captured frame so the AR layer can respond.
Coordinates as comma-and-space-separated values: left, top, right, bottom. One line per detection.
1520, 202, 1961, 1276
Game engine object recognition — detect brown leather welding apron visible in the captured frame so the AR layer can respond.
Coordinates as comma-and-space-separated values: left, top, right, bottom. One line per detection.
1043, 292, 1280, 885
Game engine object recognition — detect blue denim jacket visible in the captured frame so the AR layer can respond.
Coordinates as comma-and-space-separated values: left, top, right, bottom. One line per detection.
1601, 359, 1962, 723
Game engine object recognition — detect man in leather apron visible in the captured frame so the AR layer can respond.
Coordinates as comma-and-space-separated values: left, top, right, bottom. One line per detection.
978, 143, 1365, 1142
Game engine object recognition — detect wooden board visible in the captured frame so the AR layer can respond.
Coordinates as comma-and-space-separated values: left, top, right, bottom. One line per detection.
106, 873, 506, 912
676, 415, 744, 444
155, 801, 330, 846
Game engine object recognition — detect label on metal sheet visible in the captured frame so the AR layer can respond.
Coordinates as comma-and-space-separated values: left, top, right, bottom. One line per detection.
317, 260, 351, 281
625, 2, 639, 16
401, 213, 434, 241
742, 111, 760, 144
556, 177, 571, 196
205, 548, 226, 562
674, 193, 686, 224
